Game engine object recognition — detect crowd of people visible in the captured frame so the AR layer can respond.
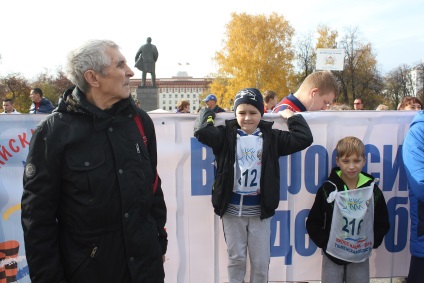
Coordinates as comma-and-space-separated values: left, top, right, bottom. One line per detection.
1, 39, 423, 283
1, 87, 55, 115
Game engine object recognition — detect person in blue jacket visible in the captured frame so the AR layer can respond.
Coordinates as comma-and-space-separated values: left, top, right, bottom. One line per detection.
29, 87, 55, 114
403, 110, 424, 283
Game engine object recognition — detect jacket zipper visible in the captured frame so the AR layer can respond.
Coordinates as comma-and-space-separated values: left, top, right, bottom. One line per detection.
90, 246, 98, 257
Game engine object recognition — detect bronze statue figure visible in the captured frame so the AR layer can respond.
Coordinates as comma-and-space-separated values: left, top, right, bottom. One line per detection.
135, 37, 159, 87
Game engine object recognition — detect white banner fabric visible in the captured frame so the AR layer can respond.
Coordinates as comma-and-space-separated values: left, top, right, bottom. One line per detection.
0, 111, 415, 282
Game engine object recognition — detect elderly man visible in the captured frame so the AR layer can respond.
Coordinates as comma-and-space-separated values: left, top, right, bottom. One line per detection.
29, 87, 55, 114
21, 40, 167, 283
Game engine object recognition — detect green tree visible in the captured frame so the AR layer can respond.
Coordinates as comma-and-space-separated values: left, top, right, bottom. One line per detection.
213, 12, 295, 100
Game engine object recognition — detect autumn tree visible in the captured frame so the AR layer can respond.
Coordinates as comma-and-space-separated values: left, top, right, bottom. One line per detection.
212, 12, 295, 102
294, 31, 316, 86
335, 27, 383, 109
207, 74, 232, 109
293, 25, 338, 89
32, 67, 73, 106
316, 25, 338, 49
0, 73, 32, 112
383, 64, 415, 109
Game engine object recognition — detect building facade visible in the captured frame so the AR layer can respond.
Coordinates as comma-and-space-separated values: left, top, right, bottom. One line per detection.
411, 64, 424, 97
130, 71, 212, 112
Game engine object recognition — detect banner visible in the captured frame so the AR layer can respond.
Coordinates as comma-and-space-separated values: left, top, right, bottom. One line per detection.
0, 111, 415, 282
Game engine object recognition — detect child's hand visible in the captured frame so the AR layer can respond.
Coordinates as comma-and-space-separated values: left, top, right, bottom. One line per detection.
279, 109, 294, 119
194, 108, 216, 135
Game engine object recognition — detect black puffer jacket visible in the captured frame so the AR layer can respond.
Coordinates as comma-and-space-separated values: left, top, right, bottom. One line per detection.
306, 167, 390, 265
194, 110, 313, 219
21, 87, 167, 283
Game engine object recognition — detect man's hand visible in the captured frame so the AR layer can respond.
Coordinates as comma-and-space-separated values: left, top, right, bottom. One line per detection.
279, 109, 294, 120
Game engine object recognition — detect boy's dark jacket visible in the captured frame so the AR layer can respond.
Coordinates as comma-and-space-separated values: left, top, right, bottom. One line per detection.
306, 167, 390, 265
194, 109, 313, 219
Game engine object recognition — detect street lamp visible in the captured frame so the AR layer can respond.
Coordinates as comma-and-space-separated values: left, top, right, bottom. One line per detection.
229, 99, 234, 111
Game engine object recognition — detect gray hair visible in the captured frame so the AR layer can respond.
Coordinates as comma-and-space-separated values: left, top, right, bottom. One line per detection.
65, 39, 119, 93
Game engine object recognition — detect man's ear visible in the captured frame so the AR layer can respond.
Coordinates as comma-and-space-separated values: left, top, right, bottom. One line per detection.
84, 70, 100, 88
310, 87, 319, 98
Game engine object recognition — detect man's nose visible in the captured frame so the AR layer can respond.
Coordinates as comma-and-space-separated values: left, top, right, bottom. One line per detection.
127, 68, 135, 77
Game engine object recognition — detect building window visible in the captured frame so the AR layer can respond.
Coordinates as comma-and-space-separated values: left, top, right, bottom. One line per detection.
187, 94, 190, 98
169, 106, 172, 111
163, 94, 166, 98
181, 94, 184, 98
169, 94, 172, 98
169, 100, 172, 105
175, 94, 178, 98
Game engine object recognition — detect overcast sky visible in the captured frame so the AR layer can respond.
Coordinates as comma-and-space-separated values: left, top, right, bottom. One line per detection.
0, 0, 423, 81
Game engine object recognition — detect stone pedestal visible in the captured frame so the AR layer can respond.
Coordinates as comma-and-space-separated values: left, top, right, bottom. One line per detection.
136, 86, 159, 112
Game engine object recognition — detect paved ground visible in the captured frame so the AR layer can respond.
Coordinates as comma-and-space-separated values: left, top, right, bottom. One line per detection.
296, 279, 406, 283
371, 279, 406, 283
267, 279, 406, 283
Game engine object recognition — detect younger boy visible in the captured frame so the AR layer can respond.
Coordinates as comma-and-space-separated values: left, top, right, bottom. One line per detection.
306, 136, 390, 283
194, 88, 313, 283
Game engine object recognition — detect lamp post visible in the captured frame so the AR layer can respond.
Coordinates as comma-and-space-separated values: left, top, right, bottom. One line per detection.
229, 98, 234, 111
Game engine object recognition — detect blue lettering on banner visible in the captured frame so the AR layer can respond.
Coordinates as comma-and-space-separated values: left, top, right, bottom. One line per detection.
381, 145, 407, 192
385, 196, 408, 252
304, 145, 328, 195
363, 144, 381, 181
270, 210, 292, 264
295, 209, 316, 257
190, 138, 214, 196
279, 152, 301, 200
190, 140, 409, 262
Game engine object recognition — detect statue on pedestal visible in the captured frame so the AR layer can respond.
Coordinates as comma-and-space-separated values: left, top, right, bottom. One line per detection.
135, 37, 159, 87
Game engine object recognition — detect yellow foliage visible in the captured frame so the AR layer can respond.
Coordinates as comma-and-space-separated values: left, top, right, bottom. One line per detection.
316, 25, 338, 49
213, 12, 295, 100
